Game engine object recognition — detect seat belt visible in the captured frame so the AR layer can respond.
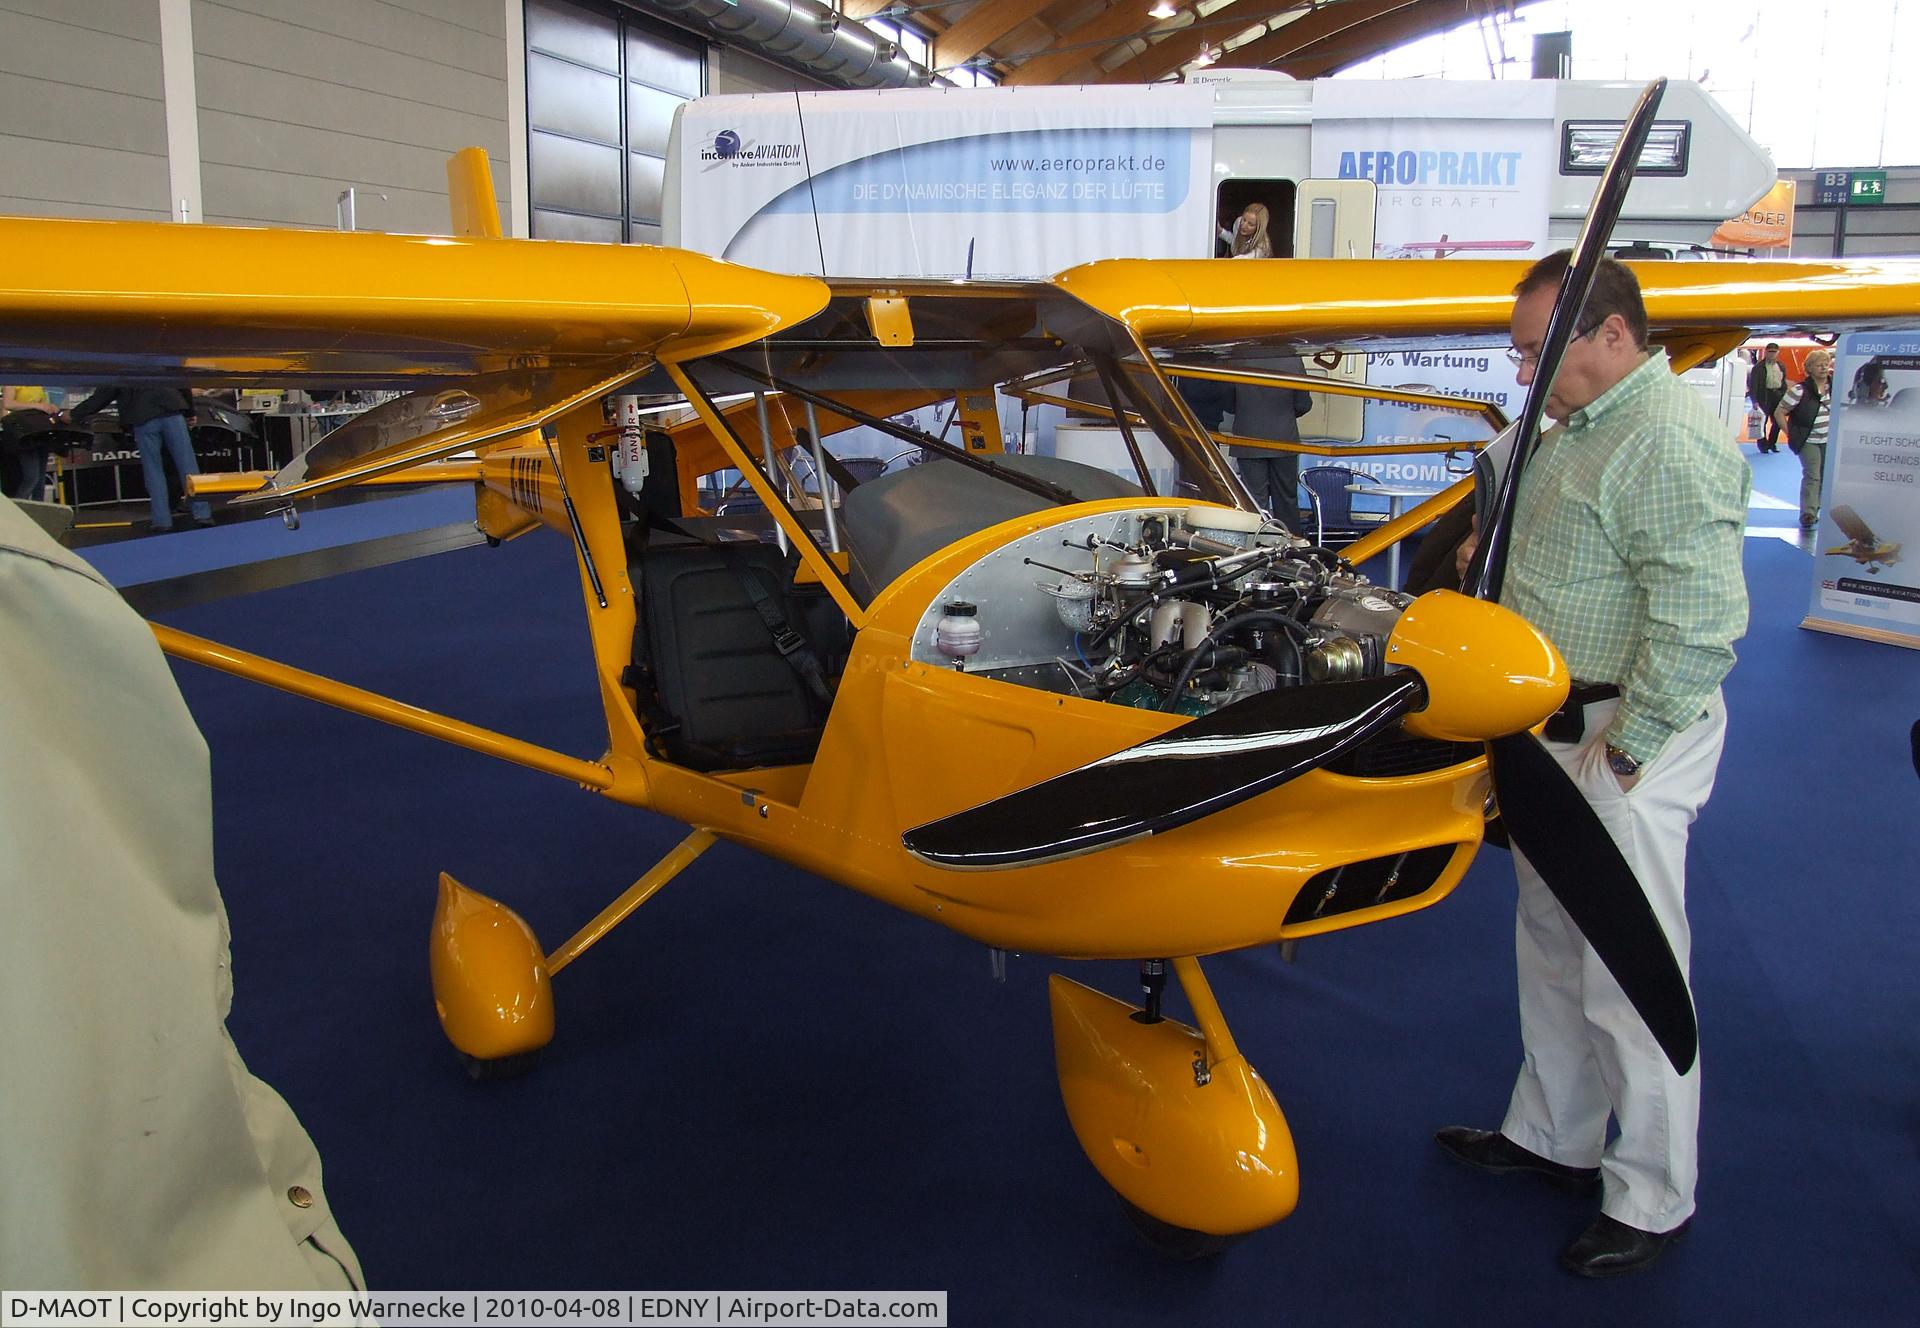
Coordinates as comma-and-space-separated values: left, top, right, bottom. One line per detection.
724, 547, 833, 709
638, 511, 835, 709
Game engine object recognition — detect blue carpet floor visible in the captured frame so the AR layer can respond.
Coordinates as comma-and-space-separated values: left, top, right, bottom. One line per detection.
150, 497, 1918, 1321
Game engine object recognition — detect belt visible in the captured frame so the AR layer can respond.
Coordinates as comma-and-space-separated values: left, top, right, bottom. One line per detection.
1543, 680, 1620, 744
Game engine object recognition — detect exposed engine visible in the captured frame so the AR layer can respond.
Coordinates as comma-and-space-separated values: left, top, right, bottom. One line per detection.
921, 507, 1415, 717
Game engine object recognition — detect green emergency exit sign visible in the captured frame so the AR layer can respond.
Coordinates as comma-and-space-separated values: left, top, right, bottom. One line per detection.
1850, 171, 1887, 204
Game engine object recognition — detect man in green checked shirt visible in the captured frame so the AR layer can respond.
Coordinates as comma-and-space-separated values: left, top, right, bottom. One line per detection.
1439, 252, 1750, 1279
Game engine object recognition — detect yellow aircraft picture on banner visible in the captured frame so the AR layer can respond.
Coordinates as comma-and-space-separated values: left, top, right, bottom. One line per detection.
5, 83, 1918, 1256
1824, 504, 1903, 574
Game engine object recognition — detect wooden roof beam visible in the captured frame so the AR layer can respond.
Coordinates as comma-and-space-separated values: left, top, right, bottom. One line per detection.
934, 0, 1043, 67
1097, 0, 1430, 87
1241, 0, 1482, 77
1006, 1, 1201, 87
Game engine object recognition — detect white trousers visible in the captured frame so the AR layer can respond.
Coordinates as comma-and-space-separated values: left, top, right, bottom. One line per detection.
1500, 691, 1726, 1235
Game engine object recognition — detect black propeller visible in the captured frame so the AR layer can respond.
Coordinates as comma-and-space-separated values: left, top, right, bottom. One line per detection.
901, 78, 1697, 1074
1486, 730, 1697, 1069
903, 674, 1426, 870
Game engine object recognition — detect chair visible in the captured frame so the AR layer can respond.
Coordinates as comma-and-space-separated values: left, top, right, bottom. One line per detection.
1298, 465, 1385, 548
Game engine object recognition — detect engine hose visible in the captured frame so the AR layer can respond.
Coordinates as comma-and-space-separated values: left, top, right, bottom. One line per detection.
1094, 642, 1180, 696
1085, 593, 1157, 653
1162, 611, 1311, 712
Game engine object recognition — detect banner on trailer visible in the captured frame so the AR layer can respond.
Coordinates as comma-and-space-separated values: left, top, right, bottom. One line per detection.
1803, 330, 1920, 647
677, 85, 1214, 279
1307, 82, 1555, 500
1711, 177, 1796, 252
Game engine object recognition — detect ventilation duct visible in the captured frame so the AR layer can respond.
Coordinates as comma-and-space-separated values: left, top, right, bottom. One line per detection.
638, 0, 935, 89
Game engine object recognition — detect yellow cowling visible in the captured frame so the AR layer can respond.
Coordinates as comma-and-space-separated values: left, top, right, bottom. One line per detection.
1386, 589, 1569, 743
430, 873, 554, 1061
1050, 975, 1298, 1236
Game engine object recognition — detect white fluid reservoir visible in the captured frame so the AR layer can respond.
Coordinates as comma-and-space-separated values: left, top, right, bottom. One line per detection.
935, 600, 983, 665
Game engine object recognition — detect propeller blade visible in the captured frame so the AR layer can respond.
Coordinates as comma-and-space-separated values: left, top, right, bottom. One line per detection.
1487, 731, 1698, 1073
1468, 77, 1669, 601
903, 673, 1426, 870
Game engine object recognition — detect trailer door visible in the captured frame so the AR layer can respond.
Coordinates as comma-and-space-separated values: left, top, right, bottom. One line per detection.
1293, 179, 1375, 442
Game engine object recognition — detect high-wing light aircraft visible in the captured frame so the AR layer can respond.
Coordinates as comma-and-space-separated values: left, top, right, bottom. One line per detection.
6, 83, 1918, 1256
1824, 504, 1903, 574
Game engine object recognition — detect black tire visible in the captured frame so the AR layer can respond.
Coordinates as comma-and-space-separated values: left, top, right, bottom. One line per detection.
459, 1048, 542, 1082
1118, 1196, 1240, 1261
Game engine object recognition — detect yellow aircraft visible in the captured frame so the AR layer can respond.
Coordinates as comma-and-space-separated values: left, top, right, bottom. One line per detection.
4, 82, 1917, 1256
1824, 505, 1902, 573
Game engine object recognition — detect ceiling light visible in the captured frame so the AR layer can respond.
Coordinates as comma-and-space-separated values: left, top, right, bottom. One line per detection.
1192, 42, 1219, 68
1149, 1, 1178, 18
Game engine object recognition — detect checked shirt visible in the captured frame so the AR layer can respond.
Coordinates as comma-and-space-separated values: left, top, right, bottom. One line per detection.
1503, 350, 1751, 763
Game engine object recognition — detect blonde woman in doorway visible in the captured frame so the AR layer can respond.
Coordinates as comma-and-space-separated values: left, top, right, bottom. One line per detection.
1225, 202, 1272, 259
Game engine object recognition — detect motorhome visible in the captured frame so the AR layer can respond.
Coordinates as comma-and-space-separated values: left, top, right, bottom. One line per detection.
664, 74, 1774, 501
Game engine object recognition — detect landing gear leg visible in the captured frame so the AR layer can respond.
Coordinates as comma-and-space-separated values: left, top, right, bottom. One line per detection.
429, 830, 716, 1078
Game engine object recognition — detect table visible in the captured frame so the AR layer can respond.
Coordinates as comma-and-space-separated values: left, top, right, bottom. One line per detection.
1348, 483, 1438, 589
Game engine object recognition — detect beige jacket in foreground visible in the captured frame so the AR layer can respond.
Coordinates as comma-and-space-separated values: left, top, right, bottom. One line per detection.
0, 496, 364, 1290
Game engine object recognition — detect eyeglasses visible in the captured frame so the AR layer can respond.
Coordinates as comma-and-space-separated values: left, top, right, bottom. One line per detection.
1505, 318, 1604, 369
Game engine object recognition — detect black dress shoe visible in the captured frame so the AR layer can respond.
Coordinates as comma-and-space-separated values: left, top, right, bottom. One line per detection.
1560, 1214, 1689, 1278
1433, 1126, 1600, 1191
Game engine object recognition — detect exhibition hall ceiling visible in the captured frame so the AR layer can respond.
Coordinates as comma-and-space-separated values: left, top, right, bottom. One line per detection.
837, 0, 1515, 87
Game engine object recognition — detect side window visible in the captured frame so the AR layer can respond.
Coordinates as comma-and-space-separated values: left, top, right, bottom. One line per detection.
1216, 179, 1298, 258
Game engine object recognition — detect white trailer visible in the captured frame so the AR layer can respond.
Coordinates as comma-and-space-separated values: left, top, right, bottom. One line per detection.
664, 74, 1772, 491
665, 73, 1772, 275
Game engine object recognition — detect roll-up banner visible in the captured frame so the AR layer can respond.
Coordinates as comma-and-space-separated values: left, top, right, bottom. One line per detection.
1803, 331, 1920, 649
1308, 81, 1555, 494
678, 85, 1214, 279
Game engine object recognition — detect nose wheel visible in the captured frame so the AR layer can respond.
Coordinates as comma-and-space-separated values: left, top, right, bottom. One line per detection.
1118, 1196, 1241, 1261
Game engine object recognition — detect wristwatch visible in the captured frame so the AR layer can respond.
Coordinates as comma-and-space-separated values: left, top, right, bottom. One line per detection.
1605, 744, 1643, 778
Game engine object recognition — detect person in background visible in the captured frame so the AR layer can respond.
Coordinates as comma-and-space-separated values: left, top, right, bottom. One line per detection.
1221, 203, 1273, 259
1745, 343, 1786, 453
1, 385, 62, 500
0, 493, 364, 1289
67, 383, 212, 533
1228, 352, 1314, 535
1443, 251, 1749, 1278
1175, 367, 1234, 439
1775, 348, 1833, 529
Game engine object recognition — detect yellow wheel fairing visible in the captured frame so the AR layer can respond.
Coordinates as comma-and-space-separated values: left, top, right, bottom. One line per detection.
430, 873, 555, 1061
1050, 974, 1298, 1235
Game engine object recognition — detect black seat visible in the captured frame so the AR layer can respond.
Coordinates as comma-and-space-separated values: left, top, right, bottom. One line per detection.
630, 541, 844, 772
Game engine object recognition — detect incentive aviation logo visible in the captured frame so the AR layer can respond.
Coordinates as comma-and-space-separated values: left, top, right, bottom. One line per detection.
699, 128, 803, 170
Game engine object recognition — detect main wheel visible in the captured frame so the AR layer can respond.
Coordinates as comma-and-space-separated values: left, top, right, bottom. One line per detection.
1118, 1196, 1241, 1261
459, 1048, 542, 1082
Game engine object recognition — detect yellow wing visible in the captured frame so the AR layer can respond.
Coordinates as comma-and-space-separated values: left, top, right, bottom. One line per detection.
1054, 256, 1920, 355
0, 216, 824, 388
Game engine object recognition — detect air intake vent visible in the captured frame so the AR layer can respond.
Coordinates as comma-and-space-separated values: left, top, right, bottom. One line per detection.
1285, 845, 1458, 925
1325, 735, 1482, 779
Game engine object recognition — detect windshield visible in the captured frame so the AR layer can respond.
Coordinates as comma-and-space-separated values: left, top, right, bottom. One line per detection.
674, 283, 1246, 502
